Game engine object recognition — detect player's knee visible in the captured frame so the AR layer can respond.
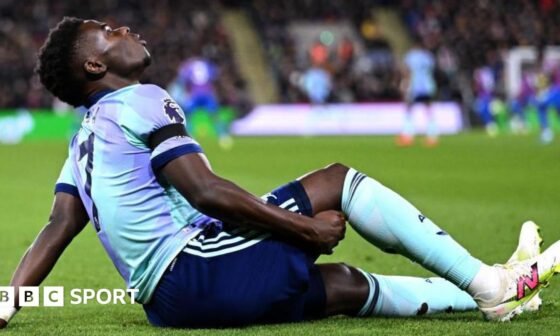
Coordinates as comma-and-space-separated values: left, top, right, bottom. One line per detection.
332, 263, 363, 282
333, 262, 352, 273
324, 162, 349, 180
319, 263, 370, 315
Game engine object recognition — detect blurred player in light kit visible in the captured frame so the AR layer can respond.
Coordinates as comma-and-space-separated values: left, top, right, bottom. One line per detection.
398, 38, 438, 147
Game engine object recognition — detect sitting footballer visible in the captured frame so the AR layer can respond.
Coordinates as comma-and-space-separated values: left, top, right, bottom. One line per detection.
1, 17, 560, 329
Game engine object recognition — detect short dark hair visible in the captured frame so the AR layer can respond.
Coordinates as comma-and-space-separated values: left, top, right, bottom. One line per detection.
36, 17, 85, 107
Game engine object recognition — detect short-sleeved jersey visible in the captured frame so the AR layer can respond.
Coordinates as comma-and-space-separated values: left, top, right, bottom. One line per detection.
474, 66, 495, 96
54, 84, 213, 303
178, 58, 216, 95
404, 48, 436, 98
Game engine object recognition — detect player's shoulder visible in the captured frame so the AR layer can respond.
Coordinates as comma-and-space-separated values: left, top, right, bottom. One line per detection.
120, 84, 175, 113
127, 84, 170, 100
119, 84, 185, 131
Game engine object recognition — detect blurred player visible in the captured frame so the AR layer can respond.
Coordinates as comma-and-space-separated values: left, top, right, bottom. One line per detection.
535, 51, 560, 144
398, 38, 438, 147
473, 65, 499, 136
178, 57, 232, 149
302, 66, 332, 105
301, 66, 332, 134
2, 17, 560, 329
509, 68, 537, 134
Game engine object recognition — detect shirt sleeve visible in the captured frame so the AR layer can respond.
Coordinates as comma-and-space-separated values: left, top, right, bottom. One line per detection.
54, 157, 80, 197
121, 84, 204, 171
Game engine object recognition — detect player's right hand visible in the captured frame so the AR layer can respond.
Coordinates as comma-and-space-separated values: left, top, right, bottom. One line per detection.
311, 210, 346, 254
0, 318, 7, 329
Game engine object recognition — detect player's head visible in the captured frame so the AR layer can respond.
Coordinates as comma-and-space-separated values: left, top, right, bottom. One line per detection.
36, 17, 151, 107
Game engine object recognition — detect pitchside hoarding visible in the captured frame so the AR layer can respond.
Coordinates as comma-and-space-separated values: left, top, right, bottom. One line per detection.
231, 103, 464, 136
0, 103, 464, 144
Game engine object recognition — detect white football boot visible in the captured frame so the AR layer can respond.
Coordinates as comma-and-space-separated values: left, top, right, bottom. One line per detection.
506, 221, 543, 311
477, 235, 560, 321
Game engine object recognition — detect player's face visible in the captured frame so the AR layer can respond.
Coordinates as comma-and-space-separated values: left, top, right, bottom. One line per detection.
79, 20, 151, 77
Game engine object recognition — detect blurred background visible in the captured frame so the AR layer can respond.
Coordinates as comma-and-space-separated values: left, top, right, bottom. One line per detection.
0, 0, 560, 143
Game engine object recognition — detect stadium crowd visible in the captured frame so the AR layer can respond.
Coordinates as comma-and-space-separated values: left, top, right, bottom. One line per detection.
248, 0, 400, 103
0, 0, 247, 110
402, 0, 560, 96
1, 0, 559, 116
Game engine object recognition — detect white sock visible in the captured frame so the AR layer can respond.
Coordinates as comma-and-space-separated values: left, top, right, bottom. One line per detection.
466, 264, 503, 304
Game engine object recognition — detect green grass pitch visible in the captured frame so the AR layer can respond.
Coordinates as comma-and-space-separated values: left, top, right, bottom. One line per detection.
0, 133, 559, 335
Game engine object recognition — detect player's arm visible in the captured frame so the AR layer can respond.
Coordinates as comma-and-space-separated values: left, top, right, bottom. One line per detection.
0, 193, 88, 329
127, 86, 344, 253
161, 153, 345, 254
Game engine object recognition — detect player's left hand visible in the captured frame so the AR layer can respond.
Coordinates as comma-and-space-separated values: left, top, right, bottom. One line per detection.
311, 210, 346, 254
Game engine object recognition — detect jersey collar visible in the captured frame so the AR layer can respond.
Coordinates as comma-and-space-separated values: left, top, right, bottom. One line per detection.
84, 89, 115, 108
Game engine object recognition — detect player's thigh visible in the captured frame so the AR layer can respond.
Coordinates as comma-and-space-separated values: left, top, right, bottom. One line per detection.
144, 228, 327, 327
318, 263, 369, 316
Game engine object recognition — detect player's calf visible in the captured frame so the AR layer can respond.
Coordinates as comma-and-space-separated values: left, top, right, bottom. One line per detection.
317, 263, 369, 316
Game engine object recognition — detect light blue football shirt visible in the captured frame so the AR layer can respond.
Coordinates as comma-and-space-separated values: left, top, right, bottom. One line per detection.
404, 48, 436, 98
55, 84, 212, 303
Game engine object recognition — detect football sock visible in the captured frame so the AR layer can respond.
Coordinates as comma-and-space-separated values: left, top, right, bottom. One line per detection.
341, 168, 482, 290
357, 270, 477, 317
426, 107, 438, 139
402, 110, 415, 137
466, 263, 503, 303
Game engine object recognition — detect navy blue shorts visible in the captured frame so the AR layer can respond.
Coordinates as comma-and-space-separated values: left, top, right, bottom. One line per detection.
143, 181, 326, 328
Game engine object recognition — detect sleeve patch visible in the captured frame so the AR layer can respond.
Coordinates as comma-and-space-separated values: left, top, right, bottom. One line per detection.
163, 98, 185, 124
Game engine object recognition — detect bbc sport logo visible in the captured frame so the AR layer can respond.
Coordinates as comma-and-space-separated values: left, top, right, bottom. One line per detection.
0, 287, 138, 307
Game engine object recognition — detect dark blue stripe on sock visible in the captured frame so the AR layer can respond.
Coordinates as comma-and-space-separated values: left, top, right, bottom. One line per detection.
349, 173, 366, 203
366, 274, 380, 316
348, 171, 360, 198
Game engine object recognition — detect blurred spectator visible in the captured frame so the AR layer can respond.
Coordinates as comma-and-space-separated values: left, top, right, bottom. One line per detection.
336, 36, 355, 68
355, 36, 399, 101
309, 39, 330, 68
249, 0, 399, 103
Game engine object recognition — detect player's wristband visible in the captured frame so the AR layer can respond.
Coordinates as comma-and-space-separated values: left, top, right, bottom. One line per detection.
0, 306, 17, 323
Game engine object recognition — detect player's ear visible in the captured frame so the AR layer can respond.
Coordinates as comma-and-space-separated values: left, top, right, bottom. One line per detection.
83, 58, 107, 78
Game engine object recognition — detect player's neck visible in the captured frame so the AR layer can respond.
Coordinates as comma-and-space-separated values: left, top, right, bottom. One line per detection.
84, 75, 140, 101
